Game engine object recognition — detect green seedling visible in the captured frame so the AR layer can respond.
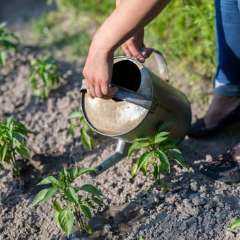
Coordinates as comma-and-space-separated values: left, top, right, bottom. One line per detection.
68, 111, 95, 151
32, 167, 103, 236
228, 218, 240, 231
129, 127, 187, 185
0, 117, 30, 177
0, 22, 19, 66
29, 55, 61, 99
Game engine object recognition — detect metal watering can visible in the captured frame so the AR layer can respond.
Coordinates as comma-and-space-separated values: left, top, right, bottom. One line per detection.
81, 50, 192, 175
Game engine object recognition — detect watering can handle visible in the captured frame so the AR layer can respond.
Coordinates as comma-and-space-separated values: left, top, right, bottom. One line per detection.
144, 49, 169, 81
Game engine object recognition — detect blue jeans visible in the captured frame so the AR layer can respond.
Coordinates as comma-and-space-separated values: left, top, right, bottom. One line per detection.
214, 0, 240, 96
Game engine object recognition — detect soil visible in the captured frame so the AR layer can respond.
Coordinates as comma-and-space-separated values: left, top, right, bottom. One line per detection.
1, 1, 240, 240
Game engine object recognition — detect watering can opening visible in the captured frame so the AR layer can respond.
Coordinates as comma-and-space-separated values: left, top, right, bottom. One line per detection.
111, 59, 142, 94
81, 57, 151, 138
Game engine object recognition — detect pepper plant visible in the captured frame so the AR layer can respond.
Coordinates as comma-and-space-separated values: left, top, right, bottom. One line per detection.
0, 22, 19, 66
68, 111, 95, 151
129, 128, 187, 185
0, 117, 31, 177
32, 167, 103, 236
29, 55, 61, 99
228, 218, 240, 231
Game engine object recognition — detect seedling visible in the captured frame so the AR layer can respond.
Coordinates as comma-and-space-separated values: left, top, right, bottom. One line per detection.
29, 55, 61, 99
0, 117, 30, 177
68, 111, 95, 151
228, 218, 240, 230
129, 127, 187, 185
0, 22, 19, 66
32, 167, 103, 236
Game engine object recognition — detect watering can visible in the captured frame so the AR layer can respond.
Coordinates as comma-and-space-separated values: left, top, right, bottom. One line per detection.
81, 50, 192, 175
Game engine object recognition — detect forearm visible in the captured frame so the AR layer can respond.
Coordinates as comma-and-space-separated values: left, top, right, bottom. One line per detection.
91, 0, 170, 52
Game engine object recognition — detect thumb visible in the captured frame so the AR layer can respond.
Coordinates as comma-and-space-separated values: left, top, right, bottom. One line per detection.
141, 48, 154, 59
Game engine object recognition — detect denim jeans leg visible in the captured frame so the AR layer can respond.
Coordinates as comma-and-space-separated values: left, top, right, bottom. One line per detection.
214, 0, 240, 96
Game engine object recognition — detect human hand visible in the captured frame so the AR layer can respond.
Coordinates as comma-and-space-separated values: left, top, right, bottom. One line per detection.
121, 28, 153, 62
83, 46, 118, 98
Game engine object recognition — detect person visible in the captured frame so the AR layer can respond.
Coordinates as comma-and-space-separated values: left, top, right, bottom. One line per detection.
83, 0, 240, 183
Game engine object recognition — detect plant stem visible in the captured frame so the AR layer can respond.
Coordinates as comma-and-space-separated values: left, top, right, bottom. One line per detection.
75, 207, 85, 230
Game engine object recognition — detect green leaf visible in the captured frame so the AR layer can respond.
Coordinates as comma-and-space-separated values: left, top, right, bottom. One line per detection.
0, 51, 7, 66
134, 137, 150, 143
53, 200, 62, 212
0, 144, 8, 161
67, 123, 76, 136
32, 187, 58, 206
69, 111, 82, 119
80, 184, 102, 196
0, 117, 30, 176
32, 188, 49, 206
38, 176, 59, 186
128, 141, 151, 156
62, 168, 69, 179
131, 152, 154, 177
40, 186, 58, 202
69, 168, 78, 180
53, 201, 62, 230
153, 131, 169, 144
54, 209, 61, 229
228, 218, 240, 230
80, 127, 94, 150
29, 55, 60, 100
16, 145, 30, 160
77, 168, 96, 177
157, 150, 170, 174
80, 204, 92, 219
65, 187, 79, 204
131, 163, 139, 177
141, 151, 155, 175
139, 152, 154, 175
58, 208, 75, 236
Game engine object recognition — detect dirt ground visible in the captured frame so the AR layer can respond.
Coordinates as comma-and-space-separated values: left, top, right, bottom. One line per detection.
1, 1, 240, 240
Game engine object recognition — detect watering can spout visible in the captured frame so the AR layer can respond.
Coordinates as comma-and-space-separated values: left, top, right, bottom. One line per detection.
92, 139, 130, 177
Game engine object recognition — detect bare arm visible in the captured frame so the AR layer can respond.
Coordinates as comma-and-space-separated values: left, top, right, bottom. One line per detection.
83, 0, 170, 98
92, 0, 170, 51
116, 0, 152, 62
